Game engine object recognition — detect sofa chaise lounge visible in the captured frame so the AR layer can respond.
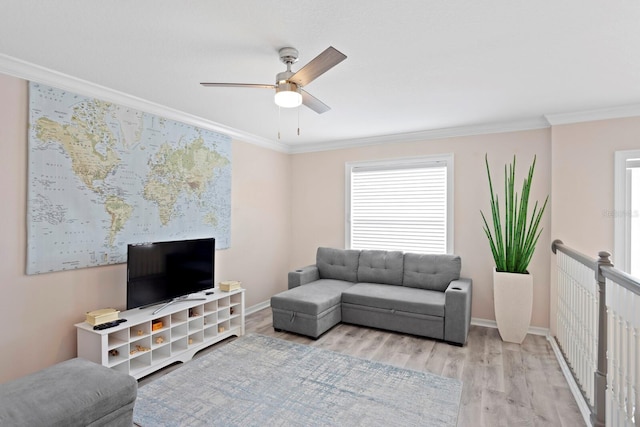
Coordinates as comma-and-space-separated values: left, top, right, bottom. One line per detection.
271, 247, 472, 345
0, 357, 137, 427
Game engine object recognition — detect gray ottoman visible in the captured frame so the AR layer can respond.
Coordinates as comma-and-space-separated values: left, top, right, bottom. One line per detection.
271, 279, 354, 338
0, 357, 137, 427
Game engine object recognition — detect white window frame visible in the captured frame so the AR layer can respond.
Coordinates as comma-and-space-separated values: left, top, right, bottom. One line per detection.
614, 149, 640, 275
345, 154, 454, 254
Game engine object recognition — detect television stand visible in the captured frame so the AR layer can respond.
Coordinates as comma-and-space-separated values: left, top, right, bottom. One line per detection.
151, 296, 206, 315
75, 288, 244, 379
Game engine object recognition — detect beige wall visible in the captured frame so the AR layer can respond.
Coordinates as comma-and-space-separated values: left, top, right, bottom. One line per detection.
551, 117, 640, 256
291, 129, 552, 328
549, 116, 640, 333
5, 63, 638, 383
0, 73, 291, 382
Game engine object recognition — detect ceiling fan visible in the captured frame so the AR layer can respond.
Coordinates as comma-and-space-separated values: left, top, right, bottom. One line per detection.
200, 46, 347, 114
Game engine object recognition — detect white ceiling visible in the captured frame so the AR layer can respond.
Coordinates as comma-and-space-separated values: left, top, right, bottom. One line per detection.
2, 1, 640, 150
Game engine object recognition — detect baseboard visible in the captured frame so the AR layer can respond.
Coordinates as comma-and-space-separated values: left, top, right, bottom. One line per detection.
246, 300, 270, 316
547, 336, 591, 427
244, 310, 552, 336
470, 317, 549, 336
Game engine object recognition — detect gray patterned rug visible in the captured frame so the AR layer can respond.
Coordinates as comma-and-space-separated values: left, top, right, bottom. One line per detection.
133, 334, 462, 426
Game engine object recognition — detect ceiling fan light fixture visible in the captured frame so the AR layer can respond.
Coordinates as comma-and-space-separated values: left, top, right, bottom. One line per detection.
201, 46, 346, 114
274, 82, 302, 108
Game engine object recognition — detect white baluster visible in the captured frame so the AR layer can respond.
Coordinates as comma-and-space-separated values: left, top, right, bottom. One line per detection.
609, 282, 620, 425
632, 295, 640, 426
617, 286, 625, 424
624, 288, 633, 423
607, 303, 613, 427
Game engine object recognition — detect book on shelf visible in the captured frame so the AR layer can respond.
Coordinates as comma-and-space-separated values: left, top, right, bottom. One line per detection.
219, 280, 241, 291
86, 308, 119, 325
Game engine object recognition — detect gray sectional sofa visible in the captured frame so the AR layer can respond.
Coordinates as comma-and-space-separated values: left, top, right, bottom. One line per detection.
271, 247, 473, 345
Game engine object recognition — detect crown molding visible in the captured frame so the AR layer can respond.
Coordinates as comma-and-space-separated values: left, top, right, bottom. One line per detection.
544, 103, 640, 126
288, 116, 551, 154
6, 53, 640, 155
0, 53, 289, 153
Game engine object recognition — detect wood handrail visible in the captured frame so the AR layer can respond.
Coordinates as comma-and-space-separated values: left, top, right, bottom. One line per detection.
551, 239, 598, 270
601, 265, 640, 296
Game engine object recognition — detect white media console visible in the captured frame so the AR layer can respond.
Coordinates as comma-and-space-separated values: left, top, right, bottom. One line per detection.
75, 288, 244, 379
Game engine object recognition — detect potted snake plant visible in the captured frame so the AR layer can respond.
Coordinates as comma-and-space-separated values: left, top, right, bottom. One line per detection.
480, 154, 548, 343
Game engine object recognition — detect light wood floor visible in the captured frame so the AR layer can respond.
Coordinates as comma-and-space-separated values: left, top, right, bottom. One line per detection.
140, 307, 585, 427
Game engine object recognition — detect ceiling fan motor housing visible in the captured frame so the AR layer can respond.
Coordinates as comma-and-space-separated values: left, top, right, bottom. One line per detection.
276, 70, 295, 85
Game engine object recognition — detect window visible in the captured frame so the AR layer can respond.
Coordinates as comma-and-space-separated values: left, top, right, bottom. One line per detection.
614, 150, 640, 276
345, 154, 453, 254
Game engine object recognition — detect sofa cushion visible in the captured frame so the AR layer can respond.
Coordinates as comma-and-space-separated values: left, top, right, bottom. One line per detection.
271, 279, 355, 315
403, 254, 461, 292
357, 250, 404, 286
341, 283, 445, 317
316, 247, 360, 282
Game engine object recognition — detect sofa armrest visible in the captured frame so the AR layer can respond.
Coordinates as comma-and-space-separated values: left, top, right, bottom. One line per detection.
444, 278, 473, 345
288, 265, 320, 289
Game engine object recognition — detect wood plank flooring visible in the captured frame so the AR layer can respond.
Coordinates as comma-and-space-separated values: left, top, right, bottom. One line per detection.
140, 308, 586, 427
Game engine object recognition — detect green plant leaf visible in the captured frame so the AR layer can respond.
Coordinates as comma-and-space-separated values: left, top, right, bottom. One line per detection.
480, 154, 547, 274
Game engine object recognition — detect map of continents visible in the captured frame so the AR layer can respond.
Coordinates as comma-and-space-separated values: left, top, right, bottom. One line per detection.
27, 82, 231, 274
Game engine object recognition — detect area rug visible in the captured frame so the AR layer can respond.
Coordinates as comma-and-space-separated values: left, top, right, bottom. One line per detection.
133, 334, 462, 426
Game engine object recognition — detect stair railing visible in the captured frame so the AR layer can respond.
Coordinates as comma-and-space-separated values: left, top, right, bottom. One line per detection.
552, 239, 639, 426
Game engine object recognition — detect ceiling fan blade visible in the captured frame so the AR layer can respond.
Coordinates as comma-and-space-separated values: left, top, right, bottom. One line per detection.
301, 89, 331, 114
200, 83, 276, 89
289, 46, 347, 87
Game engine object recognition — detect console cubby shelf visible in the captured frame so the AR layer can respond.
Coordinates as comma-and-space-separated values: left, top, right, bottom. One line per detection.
75, 288, 245, 379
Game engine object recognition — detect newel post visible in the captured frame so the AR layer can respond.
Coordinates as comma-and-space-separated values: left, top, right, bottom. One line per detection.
592, 251, 612, 427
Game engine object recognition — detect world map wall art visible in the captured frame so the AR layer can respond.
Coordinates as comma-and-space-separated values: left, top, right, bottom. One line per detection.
26, 82, 232, 274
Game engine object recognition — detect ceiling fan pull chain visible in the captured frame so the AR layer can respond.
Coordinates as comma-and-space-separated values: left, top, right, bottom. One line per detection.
278, 106, 281, 140
297, 106, 300, 136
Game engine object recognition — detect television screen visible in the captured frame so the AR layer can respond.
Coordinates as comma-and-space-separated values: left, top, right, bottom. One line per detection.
127, 237, 215, 310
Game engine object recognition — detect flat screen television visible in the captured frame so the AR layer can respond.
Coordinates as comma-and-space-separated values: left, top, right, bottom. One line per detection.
126, 237, 215, 310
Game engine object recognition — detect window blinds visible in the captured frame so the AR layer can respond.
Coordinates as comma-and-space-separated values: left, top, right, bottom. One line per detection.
349, 162, 448, 254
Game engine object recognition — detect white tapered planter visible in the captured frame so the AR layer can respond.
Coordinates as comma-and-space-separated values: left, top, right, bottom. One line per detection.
493, 269, 533, 344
